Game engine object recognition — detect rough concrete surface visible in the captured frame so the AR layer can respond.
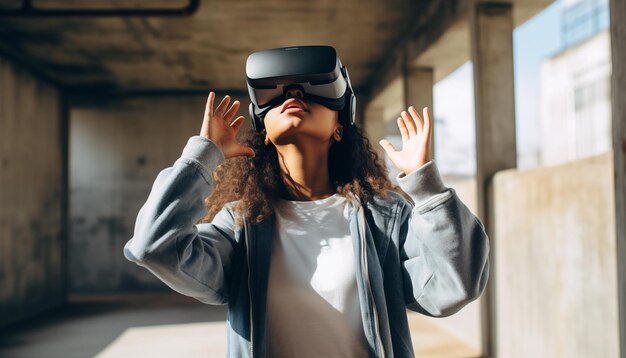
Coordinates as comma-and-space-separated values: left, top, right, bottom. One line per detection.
493, 152, 618, 358
69, 93, 251, 293
0, 55, 66, 329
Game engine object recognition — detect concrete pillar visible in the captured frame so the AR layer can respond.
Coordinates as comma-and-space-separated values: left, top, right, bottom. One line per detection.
403, 66, 435, 159
469, 2, 517, 357
609, 0, 626, 356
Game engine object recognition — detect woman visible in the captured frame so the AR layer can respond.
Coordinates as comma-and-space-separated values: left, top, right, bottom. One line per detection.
124, 71, 490, 357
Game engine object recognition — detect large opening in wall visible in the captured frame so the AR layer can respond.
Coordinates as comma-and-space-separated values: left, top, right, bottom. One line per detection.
514, 0, 611, 169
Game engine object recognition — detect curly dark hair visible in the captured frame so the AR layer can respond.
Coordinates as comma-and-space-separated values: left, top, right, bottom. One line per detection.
200, 120, 403, 226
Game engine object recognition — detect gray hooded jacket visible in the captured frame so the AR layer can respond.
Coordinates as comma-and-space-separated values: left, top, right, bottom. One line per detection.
123, 135, 490, 358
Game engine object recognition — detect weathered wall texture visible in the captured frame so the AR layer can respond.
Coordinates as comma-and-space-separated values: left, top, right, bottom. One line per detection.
0, 56, 66, 329
493, 151, 618, 358
69, 93, 251, 293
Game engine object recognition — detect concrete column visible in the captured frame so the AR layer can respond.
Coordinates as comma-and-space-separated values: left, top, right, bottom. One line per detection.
403, 66, 435, 159
610, 0, 626, 356
470, 2, 517, 357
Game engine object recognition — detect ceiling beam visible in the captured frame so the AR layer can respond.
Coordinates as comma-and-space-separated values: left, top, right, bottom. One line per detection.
0, 0, 200, 17
361, 0, 468, 106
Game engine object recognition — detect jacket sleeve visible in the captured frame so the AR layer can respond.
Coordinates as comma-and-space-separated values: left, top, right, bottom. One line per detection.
122, 135, 237, 305
395, 160, 490, 317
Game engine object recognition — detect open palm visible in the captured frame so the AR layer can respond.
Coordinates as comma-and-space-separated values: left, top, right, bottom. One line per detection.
200, 92, 255, 159
379, 106, 432, 175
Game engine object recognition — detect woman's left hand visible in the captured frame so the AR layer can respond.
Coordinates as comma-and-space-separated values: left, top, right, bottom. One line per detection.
379, 106, 432, 175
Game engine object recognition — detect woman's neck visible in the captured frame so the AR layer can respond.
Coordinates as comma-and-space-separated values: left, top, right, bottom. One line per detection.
275, 143, 335, 201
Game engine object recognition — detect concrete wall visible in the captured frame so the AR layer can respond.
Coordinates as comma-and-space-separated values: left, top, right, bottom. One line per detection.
493, 151, 619, 357
0, 56, 67, 328
68, 93, 251, 293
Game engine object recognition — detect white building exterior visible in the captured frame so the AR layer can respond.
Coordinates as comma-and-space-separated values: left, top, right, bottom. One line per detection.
539, 30, 611, 166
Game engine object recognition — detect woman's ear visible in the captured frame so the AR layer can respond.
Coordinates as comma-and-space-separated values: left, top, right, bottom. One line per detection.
333, 125, 343, 142
262, 129, 271, 145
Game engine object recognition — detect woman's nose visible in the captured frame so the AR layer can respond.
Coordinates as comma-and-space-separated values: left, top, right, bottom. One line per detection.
285, 88, 304, 99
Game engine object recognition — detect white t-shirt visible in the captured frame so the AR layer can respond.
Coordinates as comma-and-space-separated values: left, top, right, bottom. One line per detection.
265, 193, 368, 357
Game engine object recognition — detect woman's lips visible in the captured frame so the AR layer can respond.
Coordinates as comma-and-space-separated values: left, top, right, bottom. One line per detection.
283, 107, 306, 113
281, 98, 308, 113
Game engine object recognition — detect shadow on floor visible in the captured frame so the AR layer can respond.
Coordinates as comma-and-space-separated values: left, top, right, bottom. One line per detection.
0, 293, 480, 358
0, 293, 227, 358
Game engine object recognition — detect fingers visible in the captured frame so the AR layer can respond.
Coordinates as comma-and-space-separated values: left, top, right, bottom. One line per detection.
397, 117, 409, 142
224, 100, 241, 122
401, 110, 418, 136
399, 105, 429, 138
422, 107, 432, 139
407, 106, 424, 133
206, 92, 242, 123
214, 95, 231, 117
205, 91, 215, 118
378, 139, 397, 155
230, 116, 246, 132
201, 92, 216, 138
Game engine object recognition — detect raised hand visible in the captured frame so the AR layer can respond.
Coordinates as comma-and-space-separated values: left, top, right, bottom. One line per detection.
200, 92, 255, 159
379, 106, 432, 175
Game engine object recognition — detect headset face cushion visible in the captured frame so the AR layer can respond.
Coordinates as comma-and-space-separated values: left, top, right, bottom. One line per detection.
248, 75, 347, 109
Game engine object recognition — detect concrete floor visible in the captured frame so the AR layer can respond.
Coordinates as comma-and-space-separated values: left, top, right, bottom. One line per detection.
0, 294, 478, 358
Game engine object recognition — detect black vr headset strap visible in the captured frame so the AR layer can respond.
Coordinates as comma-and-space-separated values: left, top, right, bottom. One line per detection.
249, 102, 263, 132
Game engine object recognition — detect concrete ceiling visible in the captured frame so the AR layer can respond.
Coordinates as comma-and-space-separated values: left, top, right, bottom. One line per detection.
0, 0, 424, 94
368, 0, 553, 110
413, 0, 555, 83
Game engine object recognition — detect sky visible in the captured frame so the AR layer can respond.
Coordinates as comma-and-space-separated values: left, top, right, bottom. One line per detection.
512, 0, 563, 168
433, 0, 564, 175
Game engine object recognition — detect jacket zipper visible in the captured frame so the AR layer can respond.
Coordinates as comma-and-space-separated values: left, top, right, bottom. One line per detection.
244, 218, 254, 358
360, 208, 386, 358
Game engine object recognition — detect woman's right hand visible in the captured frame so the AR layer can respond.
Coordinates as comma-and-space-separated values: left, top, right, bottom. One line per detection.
200, 92, 255, 159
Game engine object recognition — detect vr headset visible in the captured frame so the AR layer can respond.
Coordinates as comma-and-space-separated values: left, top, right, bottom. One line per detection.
246, 45, 356, 132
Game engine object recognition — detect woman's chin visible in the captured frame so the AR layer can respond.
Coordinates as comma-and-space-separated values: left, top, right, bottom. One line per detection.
272, 130, 330, 146
274, 116, 304, 132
